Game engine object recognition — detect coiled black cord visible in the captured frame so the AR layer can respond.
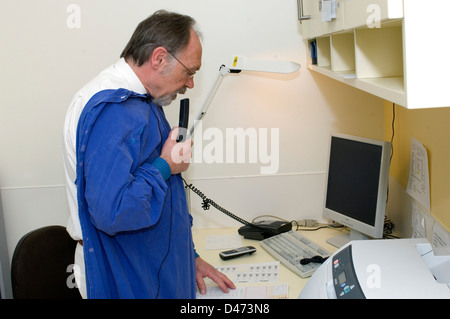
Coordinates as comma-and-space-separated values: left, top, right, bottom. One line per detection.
181, 177, 265, 230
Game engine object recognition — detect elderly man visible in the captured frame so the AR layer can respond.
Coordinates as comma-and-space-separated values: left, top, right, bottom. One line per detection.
63, 10, 235, 299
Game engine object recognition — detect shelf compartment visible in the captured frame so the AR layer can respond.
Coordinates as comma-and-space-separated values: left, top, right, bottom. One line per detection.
330, 32, 355, 73
355, 26, 403, 79
316, 36, 331, 68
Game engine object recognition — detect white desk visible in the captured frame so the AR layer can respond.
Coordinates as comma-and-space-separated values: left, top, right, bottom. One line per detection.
193, 226, 347, 299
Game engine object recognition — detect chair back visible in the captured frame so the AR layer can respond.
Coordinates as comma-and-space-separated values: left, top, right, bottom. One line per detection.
11, 225, 81, 299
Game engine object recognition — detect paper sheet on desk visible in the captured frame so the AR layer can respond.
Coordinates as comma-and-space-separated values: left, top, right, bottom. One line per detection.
205, 234, 243, 250
196, 283, 289, 299
406, 137, 430, 212
215, 261, 280, 284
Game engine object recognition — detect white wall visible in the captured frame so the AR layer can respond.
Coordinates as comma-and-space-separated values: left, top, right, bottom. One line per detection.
0, 0, 385, 259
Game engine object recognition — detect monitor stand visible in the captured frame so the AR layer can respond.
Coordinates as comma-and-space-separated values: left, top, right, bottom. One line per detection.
326, 229, 370, 248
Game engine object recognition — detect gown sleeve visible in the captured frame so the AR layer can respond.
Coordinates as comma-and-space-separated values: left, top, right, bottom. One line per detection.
82, 98, 169, 236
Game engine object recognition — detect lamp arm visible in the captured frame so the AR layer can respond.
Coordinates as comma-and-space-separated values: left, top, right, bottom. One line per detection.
185, 55, 298, 139
187, 65, 240, 139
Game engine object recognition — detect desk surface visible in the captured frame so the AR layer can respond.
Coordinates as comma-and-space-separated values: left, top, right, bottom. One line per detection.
193, 226, 347, 299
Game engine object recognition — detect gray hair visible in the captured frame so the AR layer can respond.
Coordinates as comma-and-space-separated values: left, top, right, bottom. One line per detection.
121, 10, 201, 66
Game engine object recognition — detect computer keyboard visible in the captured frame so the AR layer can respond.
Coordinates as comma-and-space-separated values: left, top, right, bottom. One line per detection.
260, 230, 331, 278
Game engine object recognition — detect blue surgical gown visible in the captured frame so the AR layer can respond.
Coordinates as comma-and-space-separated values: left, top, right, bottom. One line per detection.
75, 88, 196, 298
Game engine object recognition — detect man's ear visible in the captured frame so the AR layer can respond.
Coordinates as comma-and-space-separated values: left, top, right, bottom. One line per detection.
150, 47, 168, 70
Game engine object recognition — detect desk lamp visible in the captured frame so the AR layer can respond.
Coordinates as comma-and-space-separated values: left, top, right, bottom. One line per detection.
183, 55, 300, 240
186, 55, 301, 139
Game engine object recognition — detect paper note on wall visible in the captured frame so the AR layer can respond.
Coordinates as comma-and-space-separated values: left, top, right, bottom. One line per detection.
411, 202, 427, 238
321, 0, 337, 22
406, 137, 431, 212
432, 222, 450, 256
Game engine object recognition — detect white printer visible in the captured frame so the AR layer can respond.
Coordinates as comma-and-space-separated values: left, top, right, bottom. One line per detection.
299, 238, 450, 299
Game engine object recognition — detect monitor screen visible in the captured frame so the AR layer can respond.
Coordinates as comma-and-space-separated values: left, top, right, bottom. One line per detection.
323, 134, 390, 247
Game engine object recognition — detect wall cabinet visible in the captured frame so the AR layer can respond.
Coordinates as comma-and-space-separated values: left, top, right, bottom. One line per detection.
299, 0, 450, 109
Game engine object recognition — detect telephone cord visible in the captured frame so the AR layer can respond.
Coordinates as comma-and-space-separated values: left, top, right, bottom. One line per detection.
181, 177, 261, 229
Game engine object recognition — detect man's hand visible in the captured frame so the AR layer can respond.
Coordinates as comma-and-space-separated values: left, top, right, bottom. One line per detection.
160, 127, 192, 175
195, 257, 236, 295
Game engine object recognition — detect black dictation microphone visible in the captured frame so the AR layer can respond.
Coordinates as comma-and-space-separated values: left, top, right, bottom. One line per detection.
177, 98, 189, 142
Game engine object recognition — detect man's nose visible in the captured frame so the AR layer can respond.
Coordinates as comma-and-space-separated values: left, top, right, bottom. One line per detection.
185, 77, 194, 89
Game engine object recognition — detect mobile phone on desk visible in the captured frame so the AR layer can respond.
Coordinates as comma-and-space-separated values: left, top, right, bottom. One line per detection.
219, 246, 256, 260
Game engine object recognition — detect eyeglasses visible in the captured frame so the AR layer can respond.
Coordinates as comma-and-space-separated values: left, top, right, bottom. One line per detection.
167, 51, 195, 79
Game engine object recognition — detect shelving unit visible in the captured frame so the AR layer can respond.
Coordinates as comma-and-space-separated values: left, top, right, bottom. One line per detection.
301, 0, 450, 109
308, 20, 405, 106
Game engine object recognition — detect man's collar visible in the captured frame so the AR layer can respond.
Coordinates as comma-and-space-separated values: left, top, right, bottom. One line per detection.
113, 58, 147, 95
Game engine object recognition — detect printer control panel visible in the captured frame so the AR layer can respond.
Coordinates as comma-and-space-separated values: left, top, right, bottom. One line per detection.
332, 245, 365, 299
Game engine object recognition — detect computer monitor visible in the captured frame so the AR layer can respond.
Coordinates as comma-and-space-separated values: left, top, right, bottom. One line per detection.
323, 133, 391, 248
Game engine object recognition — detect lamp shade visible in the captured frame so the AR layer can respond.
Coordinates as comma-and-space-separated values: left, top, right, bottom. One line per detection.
230, 55, 300, 74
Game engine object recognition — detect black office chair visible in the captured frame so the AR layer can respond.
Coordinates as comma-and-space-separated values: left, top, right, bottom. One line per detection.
11, 225, 82, 299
